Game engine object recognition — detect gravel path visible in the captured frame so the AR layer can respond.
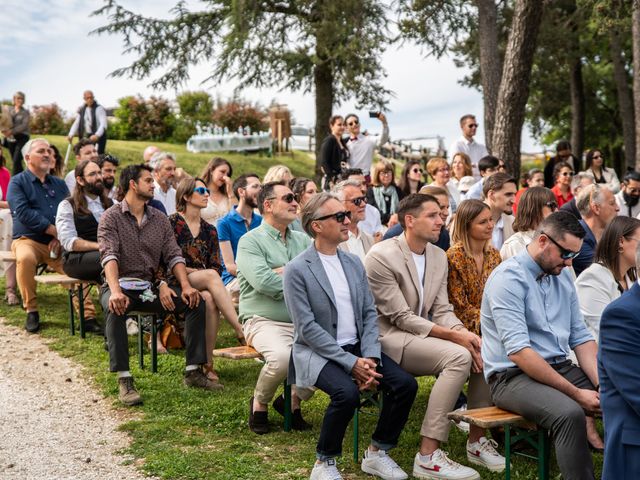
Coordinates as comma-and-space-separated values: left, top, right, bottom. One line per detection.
0, 318, 153, 480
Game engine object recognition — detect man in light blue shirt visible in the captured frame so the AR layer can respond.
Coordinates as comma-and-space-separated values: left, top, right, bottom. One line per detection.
481, 211, 599, 480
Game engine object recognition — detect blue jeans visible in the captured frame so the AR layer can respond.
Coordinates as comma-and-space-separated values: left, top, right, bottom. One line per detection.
314, 344, 417, 460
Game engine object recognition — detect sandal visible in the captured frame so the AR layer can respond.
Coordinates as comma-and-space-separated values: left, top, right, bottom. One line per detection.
236, 333, 247, 346
203, 363, 220, 383
5, 290, 19, 306
147, 337, 168, 354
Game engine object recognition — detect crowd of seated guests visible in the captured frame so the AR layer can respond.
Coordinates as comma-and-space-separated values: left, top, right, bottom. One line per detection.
5, 133, 640, 480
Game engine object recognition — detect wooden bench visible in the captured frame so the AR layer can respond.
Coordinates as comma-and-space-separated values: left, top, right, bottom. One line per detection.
212, 345, 292, 432
0, 250, 15, 262
34, 274, 98, 338
448, 406, 550, 480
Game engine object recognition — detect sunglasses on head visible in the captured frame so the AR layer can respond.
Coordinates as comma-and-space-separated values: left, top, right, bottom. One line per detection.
348, 195, 367, 206
193, 186, 210, 195
268, 193, 296, 203
315, 210, 352, 223
541, 231, 580, 260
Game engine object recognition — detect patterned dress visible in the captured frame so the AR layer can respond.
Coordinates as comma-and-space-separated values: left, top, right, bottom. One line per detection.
446, 242, 501, 335
169, 213, 222, 275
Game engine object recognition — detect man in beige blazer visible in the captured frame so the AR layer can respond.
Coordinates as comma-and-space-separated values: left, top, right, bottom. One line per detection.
483, 172, 516, 251
334, 180, 374, 262
365, 193, 493, 480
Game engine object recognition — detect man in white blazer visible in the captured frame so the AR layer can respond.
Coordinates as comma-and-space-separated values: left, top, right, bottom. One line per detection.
284, 192, 417, 480
366, 193, 505, 479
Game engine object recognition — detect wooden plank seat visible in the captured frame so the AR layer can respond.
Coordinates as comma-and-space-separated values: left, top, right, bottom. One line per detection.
35, 273, 98, 338
212, 345, 292, 431
0, 250, 16, 262
447, 406, 550, 480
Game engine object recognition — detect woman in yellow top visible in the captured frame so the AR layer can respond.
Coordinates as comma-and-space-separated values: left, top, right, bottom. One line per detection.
447, 199, 505, 470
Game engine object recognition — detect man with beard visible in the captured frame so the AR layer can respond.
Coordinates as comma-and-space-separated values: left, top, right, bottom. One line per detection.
64, 139, 99, 193
97, 154, 119, 199
149, 151, 177, 215
98, 164, 216, 406
481, 211, 599, 480
56, 159, 110, 333
217, 173, 262, 304
615, 171, 640, 218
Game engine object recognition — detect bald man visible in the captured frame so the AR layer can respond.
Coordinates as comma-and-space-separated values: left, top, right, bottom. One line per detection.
67, 90, 108, 154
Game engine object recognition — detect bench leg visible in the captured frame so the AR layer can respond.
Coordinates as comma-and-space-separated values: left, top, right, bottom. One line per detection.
283, 380, 292, 432
151, 315, 158, 373
537, 429, 550, 480
505, 425, 512, 480
68, 289, 75, 336
137, 315, 144, 370
77, 284, 86, 339
353, 407, 360, 464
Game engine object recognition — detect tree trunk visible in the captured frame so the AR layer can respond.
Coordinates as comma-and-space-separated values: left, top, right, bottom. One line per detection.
313, 60, 334, 180
570, 57, 585, 167
632, 0, 640, 169
476, 0, 502, 152
491, 0, 545, 178
610, 29, 636, 171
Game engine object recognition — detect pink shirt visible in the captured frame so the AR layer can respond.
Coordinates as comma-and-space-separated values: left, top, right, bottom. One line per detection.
0, 167, 10, 201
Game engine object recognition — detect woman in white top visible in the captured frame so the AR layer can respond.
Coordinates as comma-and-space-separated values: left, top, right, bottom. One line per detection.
200, 157, 237, 227
500, 187, 557, 260
426, 156, 461, 215
575, 216, 640, 340
449, 152, 473, 189
580, 149, 620, 194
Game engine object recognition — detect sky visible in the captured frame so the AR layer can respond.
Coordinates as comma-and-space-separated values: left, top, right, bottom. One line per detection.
0, 0, 542, 152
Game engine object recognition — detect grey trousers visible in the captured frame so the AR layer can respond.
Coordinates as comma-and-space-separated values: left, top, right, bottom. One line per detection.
489, 360, 596, 480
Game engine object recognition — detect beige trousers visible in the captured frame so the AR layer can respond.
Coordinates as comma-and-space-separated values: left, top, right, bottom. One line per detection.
12, 237, 95, 316
398, 336, 472, 442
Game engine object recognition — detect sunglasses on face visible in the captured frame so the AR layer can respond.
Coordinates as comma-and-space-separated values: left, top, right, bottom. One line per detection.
347, 120, 359, 127
315, 210, 352, 223
545, 201, 558, 211
541, 231, 580, 260
592, 155, 602, 160
468, 123, 479, 128
412, 168, 423, 174
268, 193, 296, 203
348, 196, 367, 206
193, 186, 210, 195
560, 171, 574, 177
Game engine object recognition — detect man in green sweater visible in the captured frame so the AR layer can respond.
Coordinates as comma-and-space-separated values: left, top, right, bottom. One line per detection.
237, 181, 312, 435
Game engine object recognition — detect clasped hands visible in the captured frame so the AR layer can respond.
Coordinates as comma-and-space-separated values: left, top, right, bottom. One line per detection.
352, 357, 382, 391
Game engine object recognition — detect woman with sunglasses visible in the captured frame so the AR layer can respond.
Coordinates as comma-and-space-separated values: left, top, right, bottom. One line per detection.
426, 156, 461, 217
447, 199, 506, 467
580, 149, 620, 194
501, 187, 557, 260
450, 152, 473, 189
551, 161, 574, 208
167, 177, 246, 386
397, 160, 425, 199
200, 157, 237, 227
0, 147, 17, 305
366, 160, 401, 226
289, 177, 317, 233
320, 115, 349, 191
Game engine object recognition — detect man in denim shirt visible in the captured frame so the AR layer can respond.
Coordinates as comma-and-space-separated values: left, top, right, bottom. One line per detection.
481, 211, 599, 480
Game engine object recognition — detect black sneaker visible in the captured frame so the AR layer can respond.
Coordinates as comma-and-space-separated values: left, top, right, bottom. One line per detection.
25, 311, 40, 333
249, 396, 269, 435
83, 317, 104, 335
272, 393, 312, 430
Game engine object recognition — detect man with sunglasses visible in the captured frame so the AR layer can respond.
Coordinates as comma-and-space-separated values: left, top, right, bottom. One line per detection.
333, 180, 374, 262
342, 169, 384, 239
284, 192, 417, 480
448, 114, 488, 180
236, 181, 313, 434
482, 211, 599, 480
344, 113, 389, 181
7, 138, 74, 332
572, 184, 619, 277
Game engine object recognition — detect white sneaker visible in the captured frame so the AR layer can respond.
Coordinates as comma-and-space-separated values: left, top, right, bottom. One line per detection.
310, 458, 343, 480
467, 436, 506, 472
361, 448, 408, 480
451, 405, 470, 433
412, 449, 480, 480
126, 318, 139, 336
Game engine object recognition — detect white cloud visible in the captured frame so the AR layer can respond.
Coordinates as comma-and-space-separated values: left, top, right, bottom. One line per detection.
0, 0, 542, 152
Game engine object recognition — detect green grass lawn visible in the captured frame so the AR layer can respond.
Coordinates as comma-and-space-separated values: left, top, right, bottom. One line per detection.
0, 280, 604, 480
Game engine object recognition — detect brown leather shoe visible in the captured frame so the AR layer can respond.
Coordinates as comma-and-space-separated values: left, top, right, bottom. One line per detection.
118, 376, 143, 406
183, 367, 224, 391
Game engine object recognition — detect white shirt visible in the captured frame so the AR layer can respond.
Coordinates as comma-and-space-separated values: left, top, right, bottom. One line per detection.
448, 135, 488, 179
491, 215, 505, 251
65, 170, 76, 194
500, 230, 534, 260
55, 196, 105, 252
153, 179, 176, 215
615, 190, 640, 218
346, 124, 390, 175
318, 252, 358, 346
462, 177, 485, 201
68, 104, 108, 138
359, 204, 383, 236
411, 251, 426, 314
345, 230, 367, 263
